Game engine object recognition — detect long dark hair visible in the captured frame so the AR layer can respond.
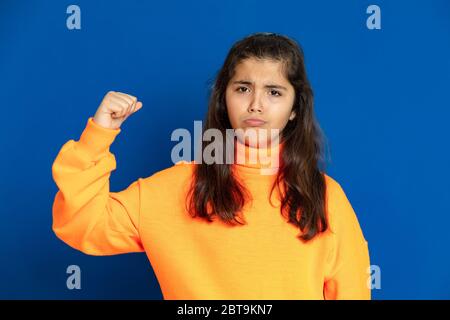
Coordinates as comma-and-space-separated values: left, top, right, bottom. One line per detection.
186, 32, 329, 242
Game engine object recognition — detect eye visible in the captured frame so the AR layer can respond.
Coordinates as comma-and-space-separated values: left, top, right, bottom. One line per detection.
236, 86, 250, 93
270, 90, 281, 96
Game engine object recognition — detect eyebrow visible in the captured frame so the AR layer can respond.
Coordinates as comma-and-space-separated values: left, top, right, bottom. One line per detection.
231, 80, 288, 91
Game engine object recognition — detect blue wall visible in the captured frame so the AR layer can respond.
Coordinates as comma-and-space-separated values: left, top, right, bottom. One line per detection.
0, 0, 449, 299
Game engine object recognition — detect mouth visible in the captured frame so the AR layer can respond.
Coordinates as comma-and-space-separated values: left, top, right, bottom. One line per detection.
243, 118, 267, 127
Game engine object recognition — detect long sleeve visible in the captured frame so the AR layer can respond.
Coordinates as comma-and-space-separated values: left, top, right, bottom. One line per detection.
323, 179, 371, 300
51, 117, 145, 256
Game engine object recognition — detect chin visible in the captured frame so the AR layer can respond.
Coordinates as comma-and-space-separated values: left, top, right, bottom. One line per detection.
237, 129, 278, 148
232, 125, 281, 148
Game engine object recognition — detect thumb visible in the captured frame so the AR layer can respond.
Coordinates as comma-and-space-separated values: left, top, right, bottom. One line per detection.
134, 101, 143, 112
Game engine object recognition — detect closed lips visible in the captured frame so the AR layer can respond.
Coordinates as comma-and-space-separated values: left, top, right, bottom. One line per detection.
244, 118, 267, 125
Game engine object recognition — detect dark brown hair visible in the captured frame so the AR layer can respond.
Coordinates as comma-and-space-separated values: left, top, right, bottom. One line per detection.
186, 32, 329, 242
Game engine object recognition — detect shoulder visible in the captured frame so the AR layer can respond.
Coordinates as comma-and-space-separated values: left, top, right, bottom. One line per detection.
140, 160, 196, 191
323, 173, 350, 205
323, 173, 341, 192
322, 173, 363, 236
323, 173, 347, 207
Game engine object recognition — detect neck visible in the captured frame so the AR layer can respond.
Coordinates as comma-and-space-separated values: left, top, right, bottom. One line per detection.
232, 138, 284, 176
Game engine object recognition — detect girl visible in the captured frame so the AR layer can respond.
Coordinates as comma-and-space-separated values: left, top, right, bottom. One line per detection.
51, 32, 371, 299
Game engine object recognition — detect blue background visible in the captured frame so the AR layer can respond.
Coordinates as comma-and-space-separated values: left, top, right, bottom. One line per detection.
0, 0, 449, 299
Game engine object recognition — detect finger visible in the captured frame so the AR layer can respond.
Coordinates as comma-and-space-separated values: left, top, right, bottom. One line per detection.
129, 101, 142, 115
115, 92, 137, 112
134, 101, 143, 112
109, 95, 130, 113
110, 92, 130, 107
131, 100, 140, 113
108, 102, 126, 118
112, 100, 134, 118
128, 95, 138, 114
115, 91, 137, 105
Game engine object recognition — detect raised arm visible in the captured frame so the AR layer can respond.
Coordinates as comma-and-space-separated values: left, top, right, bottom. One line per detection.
51, 91, 145, 255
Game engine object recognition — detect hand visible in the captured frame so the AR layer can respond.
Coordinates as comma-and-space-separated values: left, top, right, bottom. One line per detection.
92, 91, 143, 130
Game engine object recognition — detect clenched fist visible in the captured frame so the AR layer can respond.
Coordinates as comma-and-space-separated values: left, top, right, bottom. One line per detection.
93, 91, 143, 130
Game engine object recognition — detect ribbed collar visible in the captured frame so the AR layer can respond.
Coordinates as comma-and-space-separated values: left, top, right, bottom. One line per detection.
231, 137, 284, 177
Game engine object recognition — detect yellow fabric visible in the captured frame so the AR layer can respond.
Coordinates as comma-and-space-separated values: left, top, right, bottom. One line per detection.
51, 117, 371, 299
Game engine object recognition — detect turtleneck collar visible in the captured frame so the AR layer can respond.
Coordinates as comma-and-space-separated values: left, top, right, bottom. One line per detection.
231, 137, 284, 176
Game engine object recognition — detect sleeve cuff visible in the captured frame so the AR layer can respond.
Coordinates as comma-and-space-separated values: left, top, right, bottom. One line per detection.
77, 117, 121, 159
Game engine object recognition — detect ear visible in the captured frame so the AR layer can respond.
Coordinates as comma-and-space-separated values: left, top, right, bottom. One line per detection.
289, 110, 296, 121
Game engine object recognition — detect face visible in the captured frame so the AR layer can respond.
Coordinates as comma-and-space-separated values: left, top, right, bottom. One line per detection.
225, 57, 296, 148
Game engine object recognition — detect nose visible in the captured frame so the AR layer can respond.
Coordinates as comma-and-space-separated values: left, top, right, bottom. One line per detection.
247, 92, 264, 114
248, 105, 263, 113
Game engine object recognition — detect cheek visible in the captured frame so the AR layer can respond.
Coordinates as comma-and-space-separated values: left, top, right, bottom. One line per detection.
269, 102, 295, 128
225, 93, 241, 126
227, 91, 249, 109
226, 92, 246, 110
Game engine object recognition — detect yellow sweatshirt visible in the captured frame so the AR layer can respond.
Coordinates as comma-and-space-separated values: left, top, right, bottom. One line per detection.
51, 117, 371, 300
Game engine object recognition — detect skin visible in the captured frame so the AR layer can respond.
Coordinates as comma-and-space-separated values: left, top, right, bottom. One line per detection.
93, 91, 143, 130
225, 57, 296, 148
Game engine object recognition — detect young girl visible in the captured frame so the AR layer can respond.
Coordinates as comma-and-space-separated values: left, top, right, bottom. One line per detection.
51, 32, 371, 300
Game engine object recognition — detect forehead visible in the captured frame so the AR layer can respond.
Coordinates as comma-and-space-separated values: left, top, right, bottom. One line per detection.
231, 58, 288, 83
